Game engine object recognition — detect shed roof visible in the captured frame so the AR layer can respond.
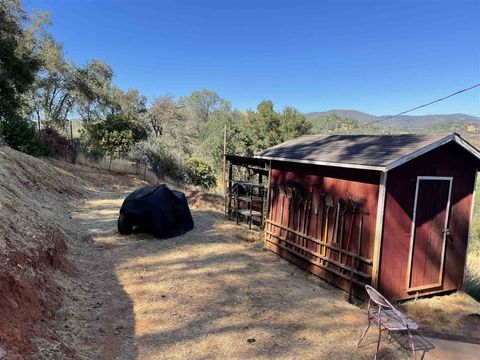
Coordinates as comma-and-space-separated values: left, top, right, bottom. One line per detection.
256, 133, 480, 171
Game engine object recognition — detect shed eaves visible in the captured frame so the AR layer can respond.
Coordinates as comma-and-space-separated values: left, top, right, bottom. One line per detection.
255, 133, 480, 171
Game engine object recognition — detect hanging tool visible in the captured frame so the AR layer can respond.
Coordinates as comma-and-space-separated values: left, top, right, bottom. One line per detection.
297, 191, 305, 253
332, 201, 340, 246
303, 191, 313, 235
312, 191, 319, 256
287, 185, 296, 245
296, 193, 303, 253
337, 198, 348, 266
302, 191, 313, 254
317, 193, 326, 259
326, 198, 337, 265
278, 184, 286, 238
285, 182, 296, 247
322, 194, 334, 265
313, 191, 320, 243
348, 207, 368, 303
316, 193, 326, 257
356, 212, 364, 269
300, 189, 311, 253
293, 182, 305, 254
344, 193, 366, 273
270, 185, 279, 236
331, 199, 343, 263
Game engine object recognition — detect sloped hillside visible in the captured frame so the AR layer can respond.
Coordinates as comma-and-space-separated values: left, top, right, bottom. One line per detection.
0, 146, 87, 357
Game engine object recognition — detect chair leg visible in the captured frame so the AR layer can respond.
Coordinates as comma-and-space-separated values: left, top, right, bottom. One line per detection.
357, 320, 371, 348
374, 326, 382, 360
408, 331, 416, 360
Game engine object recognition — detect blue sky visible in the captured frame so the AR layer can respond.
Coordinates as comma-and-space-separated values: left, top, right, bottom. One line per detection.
25, 0, 480, 116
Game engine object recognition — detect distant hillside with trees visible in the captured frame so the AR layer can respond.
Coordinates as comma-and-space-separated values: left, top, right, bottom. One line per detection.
306, 109, 480, 133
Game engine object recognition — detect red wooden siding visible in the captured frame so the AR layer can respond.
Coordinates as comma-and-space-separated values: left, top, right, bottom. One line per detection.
379, 142, 478, 300
265, 161, 380, 297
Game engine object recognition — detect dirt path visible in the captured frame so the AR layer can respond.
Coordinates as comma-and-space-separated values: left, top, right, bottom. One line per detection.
73, 186, 407, 360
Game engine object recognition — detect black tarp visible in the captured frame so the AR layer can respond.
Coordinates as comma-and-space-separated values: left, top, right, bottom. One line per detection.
119, 184, 194, 238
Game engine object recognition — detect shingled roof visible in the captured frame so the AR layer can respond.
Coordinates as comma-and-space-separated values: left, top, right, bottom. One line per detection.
256, 133, 480, 171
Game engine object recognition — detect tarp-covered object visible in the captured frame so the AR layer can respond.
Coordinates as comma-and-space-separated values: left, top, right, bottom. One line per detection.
118, 184, 194, 238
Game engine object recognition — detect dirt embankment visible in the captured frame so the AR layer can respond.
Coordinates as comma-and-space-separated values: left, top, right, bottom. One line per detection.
0, 147, 88, 358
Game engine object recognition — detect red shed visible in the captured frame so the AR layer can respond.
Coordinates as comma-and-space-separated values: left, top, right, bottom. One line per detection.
256, 133, 480, 300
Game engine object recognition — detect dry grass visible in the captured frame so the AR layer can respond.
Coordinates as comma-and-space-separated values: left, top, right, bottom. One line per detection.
71, 182, 409, 360
0, 146, 153, 359
0, 146, 91, 358
464, 251, 480, 301
401, 291, 480, 343
46, 156, 147, 191
75, 153, 159, 184
0, 147, 85, 253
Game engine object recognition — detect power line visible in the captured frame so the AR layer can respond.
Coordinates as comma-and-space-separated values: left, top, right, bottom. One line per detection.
367, 83, 480, 126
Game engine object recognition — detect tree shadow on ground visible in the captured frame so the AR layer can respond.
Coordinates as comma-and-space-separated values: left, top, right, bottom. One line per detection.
75, 182, 413, 360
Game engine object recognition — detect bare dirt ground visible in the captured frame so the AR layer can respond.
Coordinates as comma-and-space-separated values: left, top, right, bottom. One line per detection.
69, 179, 410, 360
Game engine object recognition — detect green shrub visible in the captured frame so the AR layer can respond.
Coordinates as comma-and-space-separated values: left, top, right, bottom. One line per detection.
185, 157, 216, 188
0, 116, 45, 156
464, 253, 480, 301
470, 181, 480, 252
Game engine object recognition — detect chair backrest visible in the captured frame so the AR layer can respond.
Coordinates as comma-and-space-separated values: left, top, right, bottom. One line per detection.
365, 285, 414, 329
365, 285, 394, 309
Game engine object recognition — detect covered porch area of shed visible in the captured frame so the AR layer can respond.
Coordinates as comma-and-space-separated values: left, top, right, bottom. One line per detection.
224, 155, 269, 229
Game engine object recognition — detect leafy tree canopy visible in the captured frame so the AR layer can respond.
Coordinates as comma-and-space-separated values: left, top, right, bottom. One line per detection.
240, 100, 311, 155
31, 36, 78, 128
81, 114, 148, 155
199, 105, 244, 168
108, 87, 147, 118
0, 0, 39, 120
75, 59, 114, 122
179, 89, 229, 123
0, 0, 44, 155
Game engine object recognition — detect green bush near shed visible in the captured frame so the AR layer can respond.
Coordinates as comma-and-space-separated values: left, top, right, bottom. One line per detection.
186, 157, 216, 188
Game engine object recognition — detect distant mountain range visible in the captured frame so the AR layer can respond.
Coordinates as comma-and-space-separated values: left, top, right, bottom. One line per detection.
305, 109, 480, 129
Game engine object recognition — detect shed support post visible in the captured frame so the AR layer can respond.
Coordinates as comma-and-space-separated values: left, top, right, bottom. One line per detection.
372, 171, 387, 288
225, 162, 233, 216
222, 125, 227, 185
264, 161, 272, 240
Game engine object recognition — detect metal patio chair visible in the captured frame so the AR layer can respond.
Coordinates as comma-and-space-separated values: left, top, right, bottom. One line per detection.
357, 285, 418, 359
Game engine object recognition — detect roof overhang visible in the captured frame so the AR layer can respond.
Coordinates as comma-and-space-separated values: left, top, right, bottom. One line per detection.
255, 133, 480, 173
253, 155, 386, 171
